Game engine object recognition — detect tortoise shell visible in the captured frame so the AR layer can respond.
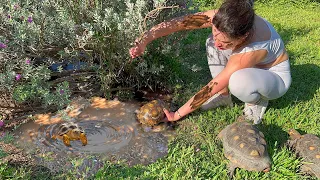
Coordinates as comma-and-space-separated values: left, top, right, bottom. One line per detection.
218, 117, 271, 177
56, 122, 84, 136
287, 129, 320, 178
52, 122, 87, 146
136, 99, 165, 126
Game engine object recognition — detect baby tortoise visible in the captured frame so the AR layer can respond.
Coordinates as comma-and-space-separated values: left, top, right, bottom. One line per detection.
51, 122, 87, 147
218, 116, 271, 177
136, 99, 165, 126
287, 129, 320, 178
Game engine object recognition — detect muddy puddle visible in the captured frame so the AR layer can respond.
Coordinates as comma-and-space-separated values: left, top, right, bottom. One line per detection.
13, 97, 176, 177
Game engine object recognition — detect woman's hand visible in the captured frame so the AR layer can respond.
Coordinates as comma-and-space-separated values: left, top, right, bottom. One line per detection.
129, 43, 146, 59
129, 39, 147, 59
163, 108, 181, 122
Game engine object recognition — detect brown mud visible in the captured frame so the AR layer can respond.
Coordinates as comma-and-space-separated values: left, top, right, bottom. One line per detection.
10, 97, 176, 177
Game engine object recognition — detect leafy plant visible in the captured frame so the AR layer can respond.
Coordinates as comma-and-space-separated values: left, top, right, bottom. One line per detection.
0, 0, 195, 109
0, 149, 7, 159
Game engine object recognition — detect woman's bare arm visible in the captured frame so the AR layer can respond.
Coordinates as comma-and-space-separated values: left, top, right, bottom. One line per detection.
171, 50, 266, 120
138, 10, 217, 46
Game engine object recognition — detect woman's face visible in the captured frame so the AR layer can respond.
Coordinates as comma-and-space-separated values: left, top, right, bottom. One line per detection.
212, 25, 246, 50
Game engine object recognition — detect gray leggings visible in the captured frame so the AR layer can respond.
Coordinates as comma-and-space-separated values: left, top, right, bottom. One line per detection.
206, 35, 292, 104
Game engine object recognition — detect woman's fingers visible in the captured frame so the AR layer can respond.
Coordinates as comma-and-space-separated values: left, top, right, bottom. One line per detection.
163, 108, 170, 117
129, 48, 135, 58
129, 45, 144, 58
129, 47, 139, 59
163, 108, 175, 121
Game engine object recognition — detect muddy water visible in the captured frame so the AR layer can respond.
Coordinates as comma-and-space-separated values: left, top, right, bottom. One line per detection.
13, 98, 176, 176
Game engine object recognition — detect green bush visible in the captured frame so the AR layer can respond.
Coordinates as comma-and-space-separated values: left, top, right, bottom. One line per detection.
0, 0, 194, 108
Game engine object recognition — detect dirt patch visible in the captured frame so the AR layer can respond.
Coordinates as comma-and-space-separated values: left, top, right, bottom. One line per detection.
5, 96, 176, 178
0, 141, 35, 166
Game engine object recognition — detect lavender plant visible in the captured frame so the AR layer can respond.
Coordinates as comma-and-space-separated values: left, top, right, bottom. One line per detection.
0, 0, 193, 110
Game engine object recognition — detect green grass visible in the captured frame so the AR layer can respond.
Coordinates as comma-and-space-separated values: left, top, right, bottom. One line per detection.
93, 2, 320, 179
94, 2, 320, 180
0, 132, 15, 144
1, 1, 320, 179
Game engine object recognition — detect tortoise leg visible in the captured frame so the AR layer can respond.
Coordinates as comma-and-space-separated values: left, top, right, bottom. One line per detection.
236, 115, 246, 122
62, 134, 71, 147
51, 135, 57, 140
300, 164, 313, 176
79, 133, 87, 146
217, 128, 226, 140
288, 129, 302, 140
286, 139, 297, 150
227, 163, 237, 179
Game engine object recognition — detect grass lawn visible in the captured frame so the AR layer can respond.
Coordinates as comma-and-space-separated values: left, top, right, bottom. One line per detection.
1, 1, 319, 179
95, 1, 320, 180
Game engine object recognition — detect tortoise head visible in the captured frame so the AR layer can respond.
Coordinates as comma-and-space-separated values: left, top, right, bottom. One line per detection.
288, 129, 302, 140
253, 154, 272, 173
69, 126, 85, 137
69, 123, 85, 134
71, 128, 82, 136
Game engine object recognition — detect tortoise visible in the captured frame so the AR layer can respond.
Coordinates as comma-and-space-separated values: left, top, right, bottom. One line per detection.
135, 99, 172, 132
218, 116, 271, 177
135, 99, 166, 126
51, 122, 87, 147
287, 129, 320, 178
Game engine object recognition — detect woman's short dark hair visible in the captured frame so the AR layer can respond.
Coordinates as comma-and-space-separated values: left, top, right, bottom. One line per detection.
212, 0, 255, 40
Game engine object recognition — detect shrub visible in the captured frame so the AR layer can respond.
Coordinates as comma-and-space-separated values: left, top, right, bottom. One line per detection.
0, 0, 194, 111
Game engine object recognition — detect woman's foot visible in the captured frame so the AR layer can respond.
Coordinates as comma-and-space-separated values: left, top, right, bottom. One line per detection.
201, 93, 233, 110
243, 98, 269, 124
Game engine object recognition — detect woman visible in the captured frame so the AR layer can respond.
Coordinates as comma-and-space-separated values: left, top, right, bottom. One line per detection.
129, 0, 291, 124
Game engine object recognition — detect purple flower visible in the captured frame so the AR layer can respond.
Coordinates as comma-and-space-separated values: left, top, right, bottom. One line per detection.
59, 89, 64, 94
7, 15, 11, 19
27, 16, 33, 23
26, 59, 31, 64
5, 40, 9, 43
15, 74, 21, 80
0, 43, 7, 49
0, 132, 5, 137
0, 120, 4, 127
14, 4, 20, 10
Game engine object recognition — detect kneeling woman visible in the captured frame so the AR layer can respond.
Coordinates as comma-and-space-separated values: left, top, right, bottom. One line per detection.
129, 0, 292, 124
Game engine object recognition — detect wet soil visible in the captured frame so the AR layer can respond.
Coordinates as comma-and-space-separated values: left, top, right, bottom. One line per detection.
11, 97, 176, 177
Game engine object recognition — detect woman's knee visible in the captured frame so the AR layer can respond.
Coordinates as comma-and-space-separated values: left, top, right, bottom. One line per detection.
229, 69, 253, 92
229, 68, 289, 102
228, 69, 259, 102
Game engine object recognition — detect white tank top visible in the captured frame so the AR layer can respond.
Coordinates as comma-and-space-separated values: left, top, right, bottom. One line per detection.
232, 18, 285, 65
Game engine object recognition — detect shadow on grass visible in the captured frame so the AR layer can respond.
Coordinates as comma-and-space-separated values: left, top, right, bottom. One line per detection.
258, 123, 288, 150
255, 122, 320, 155
29, 165, 54, 180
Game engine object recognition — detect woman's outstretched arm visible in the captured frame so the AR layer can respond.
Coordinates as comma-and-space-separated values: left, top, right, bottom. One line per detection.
130, 10, 217, 58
